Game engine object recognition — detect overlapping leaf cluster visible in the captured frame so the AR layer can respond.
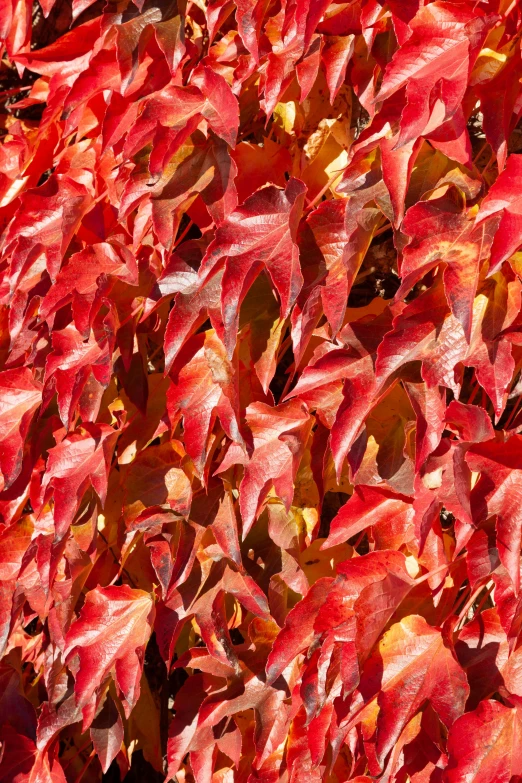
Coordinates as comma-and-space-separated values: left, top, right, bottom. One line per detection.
2, 0, 522, 780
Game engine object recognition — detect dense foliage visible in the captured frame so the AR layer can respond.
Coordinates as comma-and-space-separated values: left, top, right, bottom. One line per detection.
2, 0, 522, 780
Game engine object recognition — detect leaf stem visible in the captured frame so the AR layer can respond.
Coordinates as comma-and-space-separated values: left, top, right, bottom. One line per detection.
505, 394, 522, 430
455, 580, 495, 631
118, 302, 144, 330
414, 555, 465, 586
472, 139, 489, 165
62, 740, 93, 773
173, 218, 194, 249
305, 168, 346, 211
98, 529, 137, 588
72, 749, 96, 783
373, 221, 392, 237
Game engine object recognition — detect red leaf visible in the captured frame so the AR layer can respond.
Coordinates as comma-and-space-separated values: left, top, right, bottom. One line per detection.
2, 174, 92, 281
322, 35, 354, 104
0, 369, 42, 491
375, 4, 491, 147
404, 382, 445, 472
64, 585, 154, 716
398, 195, 495, 341
90, 693, 124, 774
42, 424, 119, 539
39, 243, 138, 338
266, 577, 332, 685
167, 330, 241, 476
467, 436, 522, 595
199, 179, 307, 356
476, 154, 522, 273
0, 726, 36, 783
234, 399, 311, 537
456, 607, 509, 710
323, 485, 414, 549
446, 700, 522, 783
307, 199, 377, 334
357, 615, 468, 771
445, 399, 494, 443
44, 325, 111, 429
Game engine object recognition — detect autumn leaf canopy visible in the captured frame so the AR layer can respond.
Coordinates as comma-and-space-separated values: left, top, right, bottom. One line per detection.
1, 0, 522, 781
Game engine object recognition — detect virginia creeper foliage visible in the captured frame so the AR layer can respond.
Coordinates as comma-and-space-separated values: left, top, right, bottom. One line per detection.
2, 0, 522, 780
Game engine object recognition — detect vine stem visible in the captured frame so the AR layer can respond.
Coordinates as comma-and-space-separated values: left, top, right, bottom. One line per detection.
453, 586, 471, 621
173, 218, 194, 249
472, 139, 489, 165
98, 529, 137, 588
505, 394, 522, 430
350, 531, 367, 556
373, 221, 392, 237
467, 376, 481, 406
455, 582, 485, 630
279, 362, 297, 401
0, 85, 31, 99
414, 555, 465, 586
72, 749, 96, 783
455, 580, 495, 631
473, 581, 495, 617
118, 302, 144, 330
62, 741, 93, 773
305, 167, 346, 211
